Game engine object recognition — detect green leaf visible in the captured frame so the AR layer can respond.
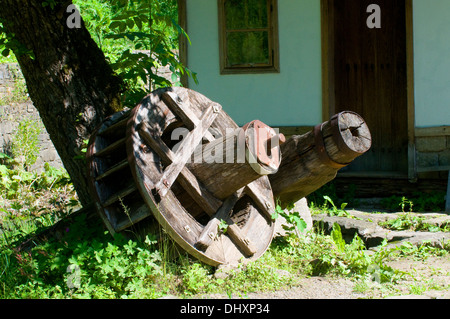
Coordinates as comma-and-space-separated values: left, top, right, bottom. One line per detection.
119, 22, 127, 33
134, 17, 143, 30
109, 21, 122, 30
126, 19, 134, 29
296, 218, 307, 233
331, 223, 346, 253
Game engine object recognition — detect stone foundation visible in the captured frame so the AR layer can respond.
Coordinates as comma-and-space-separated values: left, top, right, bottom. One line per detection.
0, 64, 62, 172
415, 127, 450, 179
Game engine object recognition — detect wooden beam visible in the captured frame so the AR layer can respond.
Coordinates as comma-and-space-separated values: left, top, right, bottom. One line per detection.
321, 0, 334, 121
153, 103, 220, 197
415, 126, 450, 137
139, 123, 223, 215
177, 0, 188, 87
406, 0, 417, 182
446, 171, 450, 213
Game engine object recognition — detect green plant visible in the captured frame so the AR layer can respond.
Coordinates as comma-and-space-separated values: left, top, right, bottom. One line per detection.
0, 78, 29, 105
10, 118, 42, 170
180, 262, 214, 295
379, 214, 449, 233
310, 195, 355, 218
271, 201, 308, 237
381, 193, 446, 212
73, 0, 198, 108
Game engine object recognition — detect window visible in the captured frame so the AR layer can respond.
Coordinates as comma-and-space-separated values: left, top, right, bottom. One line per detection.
218, 0, 279, 74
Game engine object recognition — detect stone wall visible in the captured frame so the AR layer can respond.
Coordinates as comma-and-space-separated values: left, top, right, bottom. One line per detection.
415, 126, 450, 178
0, 64, 62, 172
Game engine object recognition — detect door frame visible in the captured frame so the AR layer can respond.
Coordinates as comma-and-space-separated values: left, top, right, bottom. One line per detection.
321, 0, 416, 180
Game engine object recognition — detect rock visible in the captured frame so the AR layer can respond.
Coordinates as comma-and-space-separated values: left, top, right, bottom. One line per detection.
312, 213, 450, 248
313, 214, 390, 247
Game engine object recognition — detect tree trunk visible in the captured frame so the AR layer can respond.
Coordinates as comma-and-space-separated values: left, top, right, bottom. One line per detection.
0, 0, 124, 206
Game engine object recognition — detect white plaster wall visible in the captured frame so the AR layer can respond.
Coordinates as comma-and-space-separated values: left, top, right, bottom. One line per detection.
413, 0, 450, 127
186, 0, 322, 127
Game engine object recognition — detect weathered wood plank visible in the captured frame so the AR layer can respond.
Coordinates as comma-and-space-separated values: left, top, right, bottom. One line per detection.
195, 190, 242, 251
195, 189, 257, 257
102, 183, 137, 207
97, 115, 129, 138
94, 137, 127, 158
95, 159, 129, 181
115, 203, 152, 232
162, 91, 217, 142
124, 87, 276, 266
139, 123, 223, 215
152, 103, 220, 197
245, 179, 275, 221
186, 120, 282, 200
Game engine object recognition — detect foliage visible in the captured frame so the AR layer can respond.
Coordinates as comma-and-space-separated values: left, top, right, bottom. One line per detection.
0, 21, 35, 63
381, 193, 446, 212
73, 0, 197, 107
1, 167, 448, 298
307, 181, 359, 209
271, 201, 307, 237
379, 213, 449, 233
1, 0, 198, 107
0, 77, 29, 105
377, 195, 448, 232
308, 195, 357, 220
9, 118, 42, 170
0, 156, 78, 248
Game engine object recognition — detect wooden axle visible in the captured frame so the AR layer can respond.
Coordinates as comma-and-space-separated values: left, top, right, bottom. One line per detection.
186, 119, 284, 201
269, 111, 372, 207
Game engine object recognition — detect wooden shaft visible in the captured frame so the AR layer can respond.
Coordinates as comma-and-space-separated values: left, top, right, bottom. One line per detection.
195, 188, 257, 256
269, 111, 372, 207
186, 120, 282, 200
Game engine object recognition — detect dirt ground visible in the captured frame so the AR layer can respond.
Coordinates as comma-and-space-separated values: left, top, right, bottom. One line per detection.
200, 208, 450, 300
200, 254, 450, 300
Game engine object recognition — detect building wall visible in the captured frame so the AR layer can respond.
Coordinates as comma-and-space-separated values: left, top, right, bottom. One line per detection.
186, 0, 322, 127
413, 0, 450, 128
412, 0, 450, 175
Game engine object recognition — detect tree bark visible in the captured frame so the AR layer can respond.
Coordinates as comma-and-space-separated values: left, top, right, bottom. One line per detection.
0, 0, 125, 206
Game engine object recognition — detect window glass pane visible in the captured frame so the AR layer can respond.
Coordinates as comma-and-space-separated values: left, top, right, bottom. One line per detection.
226, 31, 269, 66
225, 0, 268, 29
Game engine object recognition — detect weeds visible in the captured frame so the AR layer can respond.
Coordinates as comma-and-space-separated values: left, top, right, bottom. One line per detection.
1, 161, 448, 298
381, 193, 446, 212
378, 196, 449, 232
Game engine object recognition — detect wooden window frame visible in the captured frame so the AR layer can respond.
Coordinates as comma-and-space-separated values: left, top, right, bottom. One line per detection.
218, 0, 280, 74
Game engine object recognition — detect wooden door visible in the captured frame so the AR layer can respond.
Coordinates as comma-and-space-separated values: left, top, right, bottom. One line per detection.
330, 0, 408, 175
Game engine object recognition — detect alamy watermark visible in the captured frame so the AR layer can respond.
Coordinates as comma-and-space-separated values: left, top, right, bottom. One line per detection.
67, 4, 381, 30
367, 4, 381, 29
66, 4, 81, 29
168, 126, 282, 165
66, 264, 81, 289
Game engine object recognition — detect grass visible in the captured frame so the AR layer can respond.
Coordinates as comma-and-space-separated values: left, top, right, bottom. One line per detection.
1, 162, 449, 299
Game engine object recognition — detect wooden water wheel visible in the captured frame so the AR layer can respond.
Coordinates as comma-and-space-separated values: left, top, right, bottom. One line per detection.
87, 87, 283, 266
